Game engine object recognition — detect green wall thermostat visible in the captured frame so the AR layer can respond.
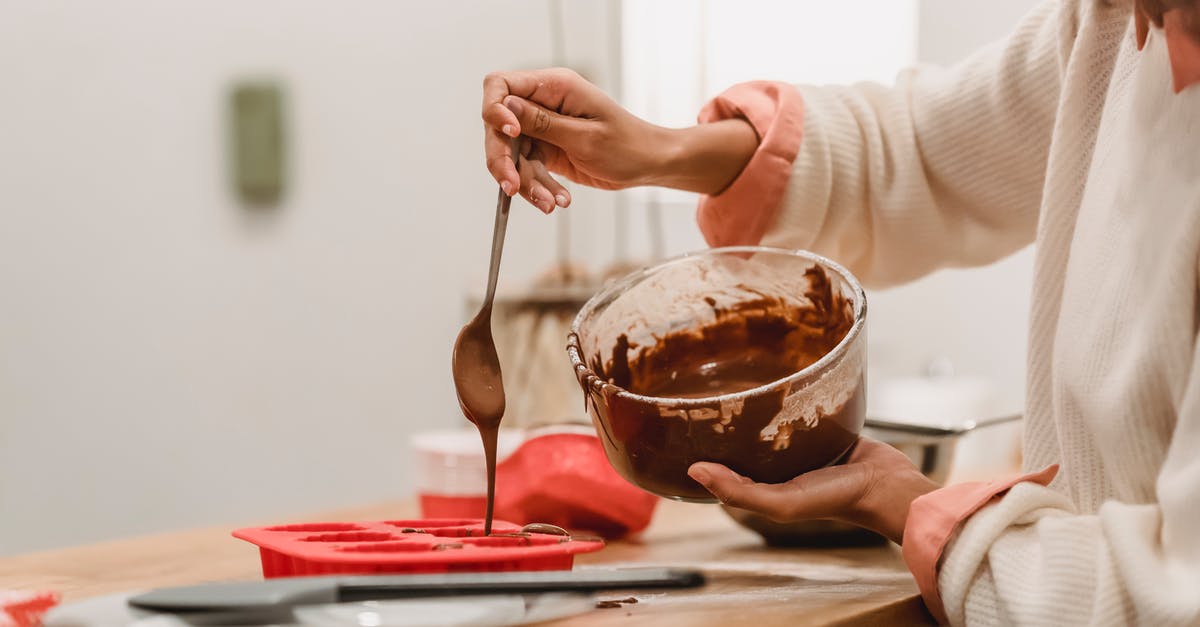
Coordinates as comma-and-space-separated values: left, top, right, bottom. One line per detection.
229, 81, 286, 206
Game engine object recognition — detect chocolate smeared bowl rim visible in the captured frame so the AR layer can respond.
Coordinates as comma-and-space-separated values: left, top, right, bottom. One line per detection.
566, 246, 867, 408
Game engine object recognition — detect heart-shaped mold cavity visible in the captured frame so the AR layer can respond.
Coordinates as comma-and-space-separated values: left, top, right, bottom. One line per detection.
300, 531, 396, 543
335, 541, 435, 553
266, 523, 365, 532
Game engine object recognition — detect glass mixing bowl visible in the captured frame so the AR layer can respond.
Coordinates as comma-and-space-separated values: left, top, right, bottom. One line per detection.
566, 247, 868, 502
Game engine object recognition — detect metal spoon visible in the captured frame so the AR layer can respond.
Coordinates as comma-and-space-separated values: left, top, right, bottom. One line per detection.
452, 137, 521, 536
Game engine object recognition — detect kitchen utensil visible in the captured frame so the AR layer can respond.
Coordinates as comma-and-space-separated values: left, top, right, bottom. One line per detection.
50, 592, 596, 627
127, 568, 705, 614
867, 412, 1023, 485
722, 413, 1024, 546
482, 281, 597, 429
232, 518, 603, 578
865, 413, 1022, 439
568, 247, 867, 501
452, 137, 521, 536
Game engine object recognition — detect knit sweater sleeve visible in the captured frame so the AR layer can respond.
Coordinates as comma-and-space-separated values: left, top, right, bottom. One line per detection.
758, 0, 1068, 288
937, 332, 1200, 625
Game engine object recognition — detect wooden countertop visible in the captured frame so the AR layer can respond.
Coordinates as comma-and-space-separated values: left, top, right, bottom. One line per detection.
0, 499, 931, 626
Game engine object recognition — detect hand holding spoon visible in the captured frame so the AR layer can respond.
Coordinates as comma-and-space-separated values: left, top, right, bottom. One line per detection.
452, 137, 521, 536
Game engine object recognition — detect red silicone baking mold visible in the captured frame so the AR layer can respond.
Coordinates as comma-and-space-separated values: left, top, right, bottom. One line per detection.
233, 519, 604, 578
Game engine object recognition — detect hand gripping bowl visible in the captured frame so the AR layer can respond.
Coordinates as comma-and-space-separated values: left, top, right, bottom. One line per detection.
567, 247, 867, 502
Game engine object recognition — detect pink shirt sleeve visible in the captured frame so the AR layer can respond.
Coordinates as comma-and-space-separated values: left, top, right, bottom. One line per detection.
695, 81, 804, 248
901, 464, 1060, 624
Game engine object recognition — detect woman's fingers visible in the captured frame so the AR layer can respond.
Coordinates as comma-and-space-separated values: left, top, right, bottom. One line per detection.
516, 152, 569, 213
688, 463, 798, 519
481, 68, 583, 145
689, 439, 938, 544
688, 461, 871, 523
482, 67, 637, 194
482, 68, 582, 117
502, 96, 589, 148
487, 133, 572, 209
483, 128, 519, 195
482, 71, 552, 191
483, 101, 521, 138
527, 154, 571, 209
482, 69, 586, 193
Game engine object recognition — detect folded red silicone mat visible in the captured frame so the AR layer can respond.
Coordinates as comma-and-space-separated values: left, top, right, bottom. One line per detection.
233, 519, 604, 578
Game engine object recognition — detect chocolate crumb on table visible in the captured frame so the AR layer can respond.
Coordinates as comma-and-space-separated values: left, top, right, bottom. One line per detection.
595, 597, 639, 609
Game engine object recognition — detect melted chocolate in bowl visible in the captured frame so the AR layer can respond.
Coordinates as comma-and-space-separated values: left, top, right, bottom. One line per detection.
569, 249, 866, 501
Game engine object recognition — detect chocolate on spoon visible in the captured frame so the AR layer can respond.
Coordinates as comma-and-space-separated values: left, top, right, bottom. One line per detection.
451, 304, 506, 538
452, 137, 521, 537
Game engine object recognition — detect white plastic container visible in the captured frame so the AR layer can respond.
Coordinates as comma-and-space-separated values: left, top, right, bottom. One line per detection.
410, 429, 524, 517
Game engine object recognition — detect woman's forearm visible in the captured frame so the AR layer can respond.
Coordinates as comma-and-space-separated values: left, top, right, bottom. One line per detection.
653, 119, 759, 195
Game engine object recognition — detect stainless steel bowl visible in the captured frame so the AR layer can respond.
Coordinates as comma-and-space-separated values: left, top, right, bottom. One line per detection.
723, 414, 1021, 546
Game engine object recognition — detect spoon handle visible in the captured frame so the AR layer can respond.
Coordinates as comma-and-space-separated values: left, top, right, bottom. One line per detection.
482, 137, 521, 307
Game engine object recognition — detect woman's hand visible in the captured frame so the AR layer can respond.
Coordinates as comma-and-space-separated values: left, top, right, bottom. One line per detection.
688, 438, 940, 544
482, 68, 664, 210
482, 67, 758, 213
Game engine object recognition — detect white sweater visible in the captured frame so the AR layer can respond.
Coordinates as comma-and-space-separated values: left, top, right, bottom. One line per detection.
762, 0, 1200, 624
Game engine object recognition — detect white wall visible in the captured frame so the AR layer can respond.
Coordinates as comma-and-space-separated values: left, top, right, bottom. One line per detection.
1, 0, 1042, 555
863, 0, 1041, 414
0, 0, 621, 555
